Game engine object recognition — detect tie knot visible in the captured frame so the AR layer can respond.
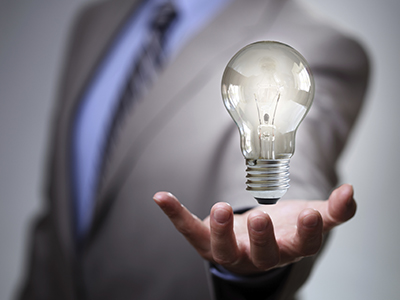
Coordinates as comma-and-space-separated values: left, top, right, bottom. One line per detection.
150, 2, 179, 36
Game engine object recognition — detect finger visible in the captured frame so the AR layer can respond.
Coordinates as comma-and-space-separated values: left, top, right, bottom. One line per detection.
247, 211, 279, 270
153, 192, 211, 257
210, 203, 241, 266
292, 208, 323, 257
322, 184, 357, 232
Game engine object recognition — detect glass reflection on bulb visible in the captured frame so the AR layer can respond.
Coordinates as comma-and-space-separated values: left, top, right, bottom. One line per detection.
221, 41, 314, 204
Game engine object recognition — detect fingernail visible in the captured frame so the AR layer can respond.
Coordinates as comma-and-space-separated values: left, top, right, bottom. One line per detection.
153, 194, 162, 204
250, 217, 268, 232
303, 213, 319, 228
346, 185, 354, 206
214, 208, 230, 224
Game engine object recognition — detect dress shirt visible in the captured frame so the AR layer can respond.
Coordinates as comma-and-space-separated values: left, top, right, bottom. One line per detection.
71, 0, 232, 240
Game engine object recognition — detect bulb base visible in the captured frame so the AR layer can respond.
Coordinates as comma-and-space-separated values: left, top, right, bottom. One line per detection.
245, 159, 290, 205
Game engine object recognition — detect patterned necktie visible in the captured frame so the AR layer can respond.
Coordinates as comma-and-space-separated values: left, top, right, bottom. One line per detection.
107, 2, 179, 143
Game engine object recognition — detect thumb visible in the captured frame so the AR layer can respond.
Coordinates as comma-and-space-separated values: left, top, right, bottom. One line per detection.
322, 184, 357, 232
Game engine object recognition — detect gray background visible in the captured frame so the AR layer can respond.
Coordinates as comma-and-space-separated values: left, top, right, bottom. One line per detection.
0, 0, 399, 299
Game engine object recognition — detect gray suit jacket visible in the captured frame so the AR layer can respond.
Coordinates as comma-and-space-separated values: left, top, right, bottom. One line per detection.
17, 0, 369, 299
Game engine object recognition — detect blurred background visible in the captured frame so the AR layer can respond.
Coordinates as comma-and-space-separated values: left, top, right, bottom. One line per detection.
0, 0, 399, 299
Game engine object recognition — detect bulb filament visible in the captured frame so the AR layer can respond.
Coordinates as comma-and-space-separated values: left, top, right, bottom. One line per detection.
255, 92, 281, 159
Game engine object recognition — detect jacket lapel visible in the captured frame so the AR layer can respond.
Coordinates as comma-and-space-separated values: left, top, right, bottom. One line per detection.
88, 0, 287, 243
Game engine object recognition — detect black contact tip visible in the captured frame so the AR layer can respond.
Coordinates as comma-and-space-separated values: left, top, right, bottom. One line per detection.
255, 198, 280, 205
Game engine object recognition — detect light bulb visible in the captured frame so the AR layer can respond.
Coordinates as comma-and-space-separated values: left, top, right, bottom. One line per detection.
221, 41, 314, 204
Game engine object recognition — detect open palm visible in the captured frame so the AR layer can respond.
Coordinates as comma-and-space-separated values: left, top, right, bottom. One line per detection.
153, 184, 356, 275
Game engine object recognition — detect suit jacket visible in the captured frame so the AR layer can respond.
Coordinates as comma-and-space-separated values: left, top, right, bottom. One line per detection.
17, 0, 369, 299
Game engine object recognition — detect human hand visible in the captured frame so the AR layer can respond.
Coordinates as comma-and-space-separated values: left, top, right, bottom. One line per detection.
153, 184, 356, 275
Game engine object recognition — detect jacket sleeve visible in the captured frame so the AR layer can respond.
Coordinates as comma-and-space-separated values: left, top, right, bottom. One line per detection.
208, 23, 370, 300
16, 213, 75, 300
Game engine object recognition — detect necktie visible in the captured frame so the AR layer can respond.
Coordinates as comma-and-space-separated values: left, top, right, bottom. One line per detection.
115, 2, 179, 123
102, 2, 179, 167
73, 1, 179, 241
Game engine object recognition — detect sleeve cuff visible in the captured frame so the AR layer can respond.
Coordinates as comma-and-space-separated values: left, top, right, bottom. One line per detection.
209, 263, 292, 300
210, 263, 291, 287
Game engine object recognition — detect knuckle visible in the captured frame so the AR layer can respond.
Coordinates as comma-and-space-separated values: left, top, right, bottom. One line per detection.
300, 240, 321, 257
197, 249, 212, 261
251, 237, 269, 248
254, 258, 278, 271
175, 222, 192, 237
255, 250, 280, 270
211, 229, 231, 242
163, 205, 182, 220
307, 243, 321, 256
213, 255, 239, 267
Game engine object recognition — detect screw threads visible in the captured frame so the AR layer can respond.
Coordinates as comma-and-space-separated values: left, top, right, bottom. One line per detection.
245, 159, 290, 203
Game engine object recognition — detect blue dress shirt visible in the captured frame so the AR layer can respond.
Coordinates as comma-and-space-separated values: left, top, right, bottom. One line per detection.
71, 0, 232, 241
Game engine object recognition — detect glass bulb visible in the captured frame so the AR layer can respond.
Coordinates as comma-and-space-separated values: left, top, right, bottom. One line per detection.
221, 41, 314, 204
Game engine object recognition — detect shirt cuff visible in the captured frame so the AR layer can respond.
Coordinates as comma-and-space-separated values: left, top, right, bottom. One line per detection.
209, 263, 292, 300
210, 263, 291, 287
